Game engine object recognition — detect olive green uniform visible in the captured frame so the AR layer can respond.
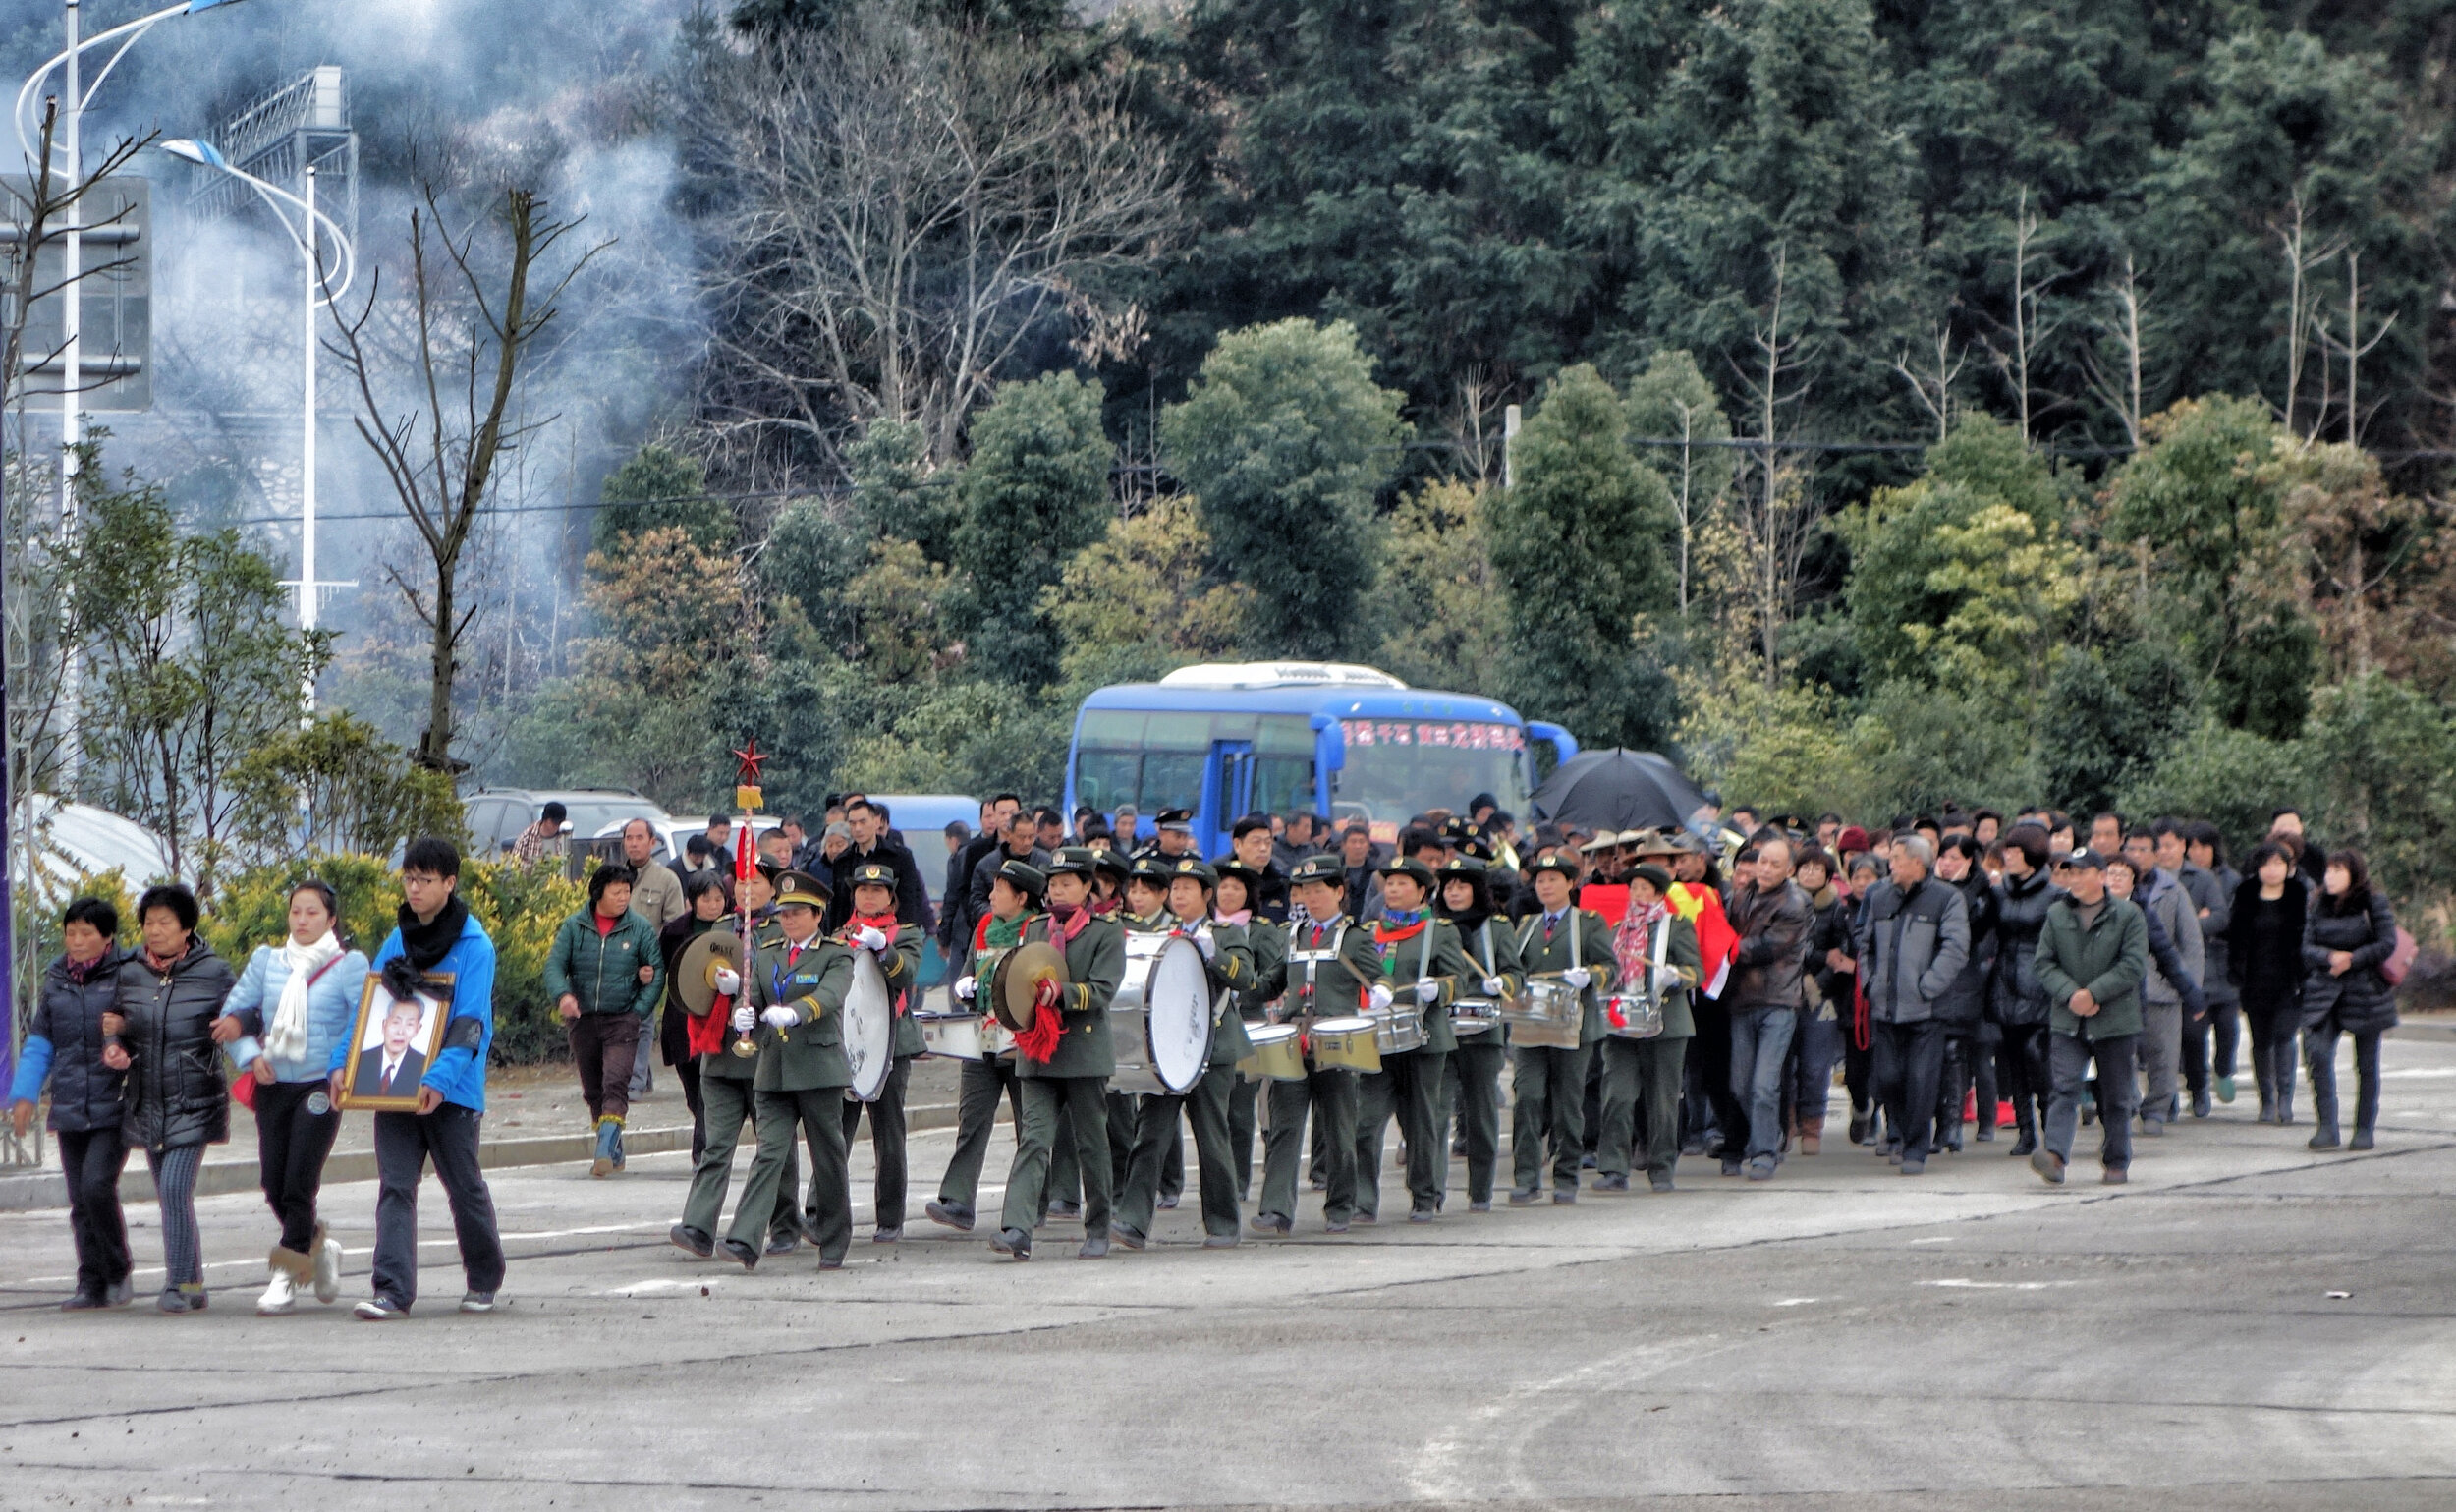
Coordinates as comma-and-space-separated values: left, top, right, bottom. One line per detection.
839, 922, 926, 1232
1355, 919, 1474, 1218
737, 930, 857, 1263
680, 916, 801, 1250
1596, 911, 1702, 1187
934, 921, 1080, 1224
1117, 921, 1256, 1242
1438, 918, 1524, 1206
999, 913, 1128, 1240
1229, 918, 1286, 1199
1256, 916, 1379, 1227
1511, 907, 1618, 1199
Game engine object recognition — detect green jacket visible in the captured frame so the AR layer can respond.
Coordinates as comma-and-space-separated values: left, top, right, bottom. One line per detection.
1257, 916, 1381, 1024
1367, 917, 1476, 1054
1449, 914, 1524, 1044
1611, 911, 1702, 1040
748, 931, 856, 1092
2036, 895, 2149, 1041
1513, 907, 1621, 1046
544, 908, 662, 1018
1015, 913, 1128, 1081
1235, 918, 1288, 1022
854, 921, 927, 1058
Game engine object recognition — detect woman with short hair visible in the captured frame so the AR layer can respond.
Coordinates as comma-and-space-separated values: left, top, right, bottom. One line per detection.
2301, 850, 2398, 1151
213, 879, 369, 1314
2226, 843, 2308, 1124
113, 883, 237, 1313
8, 897, 135, 1309
658, 870, 734, 1165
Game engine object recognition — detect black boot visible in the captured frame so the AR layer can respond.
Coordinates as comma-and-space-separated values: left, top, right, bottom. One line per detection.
2007, 1106, 2037, 1157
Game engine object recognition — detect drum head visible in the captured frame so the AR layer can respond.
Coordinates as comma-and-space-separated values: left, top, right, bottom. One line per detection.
1248, 1023, 1299, 1048
1312, 1016, 1373, 1035
1144, 936, 1213, 1094
842, 949, 896, 1101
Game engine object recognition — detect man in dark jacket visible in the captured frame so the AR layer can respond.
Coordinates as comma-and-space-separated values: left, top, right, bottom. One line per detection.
1721, 837, 1814, 1180
941, 795, 1023, 955
826, 798, 934, 934
1930, 835, 1999, 1152
967, 809, 1050, 932
1851, 835, 1972, 1176
2032, 848, 2149, 1185
2181, 821, 2240, 1109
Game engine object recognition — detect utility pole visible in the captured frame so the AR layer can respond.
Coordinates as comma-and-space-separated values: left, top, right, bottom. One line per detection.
300, 164, 317, 716
54, 0, 80, 785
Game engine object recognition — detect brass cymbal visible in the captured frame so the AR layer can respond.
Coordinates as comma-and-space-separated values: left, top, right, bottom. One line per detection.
674, 929, 745, 1016
991, 940, 1069, 1032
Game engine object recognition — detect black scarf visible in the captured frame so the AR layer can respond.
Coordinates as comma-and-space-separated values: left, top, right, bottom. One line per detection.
398, 895, 470, 972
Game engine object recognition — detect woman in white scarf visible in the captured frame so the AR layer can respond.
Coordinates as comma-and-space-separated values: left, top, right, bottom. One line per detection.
211, 880, 369, 1315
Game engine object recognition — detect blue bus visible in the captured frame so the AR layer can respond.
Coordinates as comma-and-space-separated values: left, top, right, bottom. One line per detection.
1062, 663, 1578, 857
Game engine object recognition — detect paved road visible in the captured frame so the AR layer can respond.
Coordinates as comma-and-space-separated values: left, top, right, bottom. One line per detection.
5, 1031, 2456, 1510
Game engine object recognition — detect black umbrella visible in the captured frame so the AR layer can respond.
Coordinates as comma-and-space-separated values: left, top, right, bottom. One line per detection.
1530, 750, 1706, 833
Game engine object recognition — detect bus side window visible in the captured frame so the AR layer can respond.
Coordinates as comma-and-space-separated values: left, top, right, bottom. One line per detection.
1142, 751, 1204, 813
1076, 749, 1142, 812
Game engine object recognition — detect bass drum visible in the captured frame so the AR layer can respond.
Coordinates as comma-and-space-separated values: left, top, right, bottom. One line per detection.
841, 948, 897, 1101
1144, 935, 1215, 1095
1108, 931, 1175, 1094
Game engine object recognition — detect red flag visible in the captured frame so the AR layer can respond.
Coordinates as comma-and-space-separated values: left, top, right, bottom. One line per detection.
1669, 881, 1738, 998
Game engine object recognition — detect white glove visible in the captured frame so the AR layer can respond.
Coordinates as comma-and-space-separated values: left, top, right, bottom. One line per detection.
711, 967, 741, 996
730, 1005, 754, 1033
954, 975, 977, 1001
855, 925, 889, 952
1194, 930, 1217, 960
1413, 980, 1439, 1004
761, 1006, 798, 1030
1482, 977, 1505, 997
1651, 966, 1684, 995
1368, 983, 1394, 1013
1562, 967, 1592, 990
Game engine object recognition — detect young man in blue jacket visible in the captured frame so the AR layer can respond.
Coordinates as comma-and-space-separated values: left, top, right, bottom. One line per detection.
329, 837, 508, 1318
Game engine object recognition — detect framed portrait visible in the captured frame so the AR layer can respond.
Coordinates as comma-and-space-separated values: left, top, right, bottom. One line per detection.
338, 972, 456, 1111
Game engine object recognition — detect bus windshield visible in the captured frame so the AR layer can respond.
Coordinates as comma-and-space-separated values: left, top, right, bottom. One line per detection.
1330, 718, 1531, 827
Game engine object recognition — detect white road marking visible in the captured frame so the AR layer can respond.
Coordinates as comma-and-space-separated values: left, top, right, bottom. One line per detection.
1923, 1277, 2074, 1291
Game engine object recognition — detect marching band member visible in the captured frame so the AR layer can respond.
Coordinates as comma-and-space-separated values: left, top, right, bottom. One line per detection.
734, 870, 859, 1270
1594, 864, 1701, 1193
1215, 858, 1283, 1202
1354, 856, 1472, 1223
926, 860, 1046, 1235
993, 849, 1127, 1260
1434, 855, 1521, 1211
837, 861, 925, 1243
1510, 855, 1617, 1205
1114, 859, 1256, 1251
671, 862, 803, 1264
1252, 856, 1380, 1234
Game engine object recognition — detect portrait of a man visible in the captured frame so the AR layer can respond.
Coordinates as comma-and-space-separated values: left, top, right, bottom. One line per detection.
349, 988, 439, 1104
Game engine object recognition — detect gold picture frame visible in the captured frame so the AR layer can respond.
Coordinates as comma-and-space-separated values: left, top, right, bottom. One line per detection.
337, 972, 457, 1111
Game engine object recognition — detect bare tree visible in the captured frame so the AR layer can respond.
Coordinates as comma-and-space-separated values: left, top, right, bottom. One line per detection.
2079, 253, 2149, 451
330, 184, 603, 774
693, 3, 1182, 477
2271, 189, 2345, 438
1982, 187, 2062, 443
1894, 321, 1966, 442
1729, 245, 1818, 687
2317, 249, 2396, 446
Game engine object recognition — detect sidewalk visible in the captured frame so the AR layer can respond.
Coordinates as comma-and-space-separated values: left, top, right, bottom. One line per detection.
0, 1057, 967, 1210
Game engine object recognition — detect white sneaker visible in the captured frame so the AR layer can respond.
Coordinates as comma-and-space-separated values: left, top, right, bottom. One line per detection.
255, 1271, 297, 1316
313, 1237, 343, 1304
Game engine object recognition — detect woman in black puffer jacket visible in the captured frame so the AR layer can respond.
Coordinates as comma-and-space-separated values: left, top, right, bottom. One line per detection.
1931, 835, 1999, 1151
112, 884, 235, 1314
1987, 824, 2057, 1157
2300, 850, 2398, 1152
7, 897, 135, 1309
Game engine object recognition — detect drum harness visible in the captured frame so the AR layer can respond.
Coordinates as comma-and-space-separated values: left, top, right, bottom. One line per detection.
1281, 916, 1369, 1059
1454, 921, 1506, 1027
1515, 906, 1586, 993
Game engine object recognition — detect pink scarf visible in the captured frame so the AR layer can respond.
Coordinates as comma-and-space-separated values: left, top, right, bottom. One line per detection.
1613, 899, 1667, 987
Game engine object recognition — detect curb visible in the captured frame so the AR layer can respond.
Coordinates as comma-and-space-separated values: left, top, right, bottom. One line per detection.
0, 1099, 962, 1213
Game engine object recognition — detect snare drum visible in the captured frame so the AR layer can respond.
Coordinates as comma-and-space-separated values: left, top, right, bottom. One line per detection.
1504, 977, 1584, 1048
1310, 1015, 1381, 1073
1449, 998, 1502, 1036
1604, 992, 1664, 1040
918, 1011, 985, 1061
1237, 1022, 1308, 1082
1368, 1001, 1428, 1055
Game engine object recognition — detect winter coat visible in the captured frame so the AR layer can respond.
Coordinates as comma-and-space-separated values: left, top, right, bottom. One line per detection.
1932, 870, 1999, 1031
1722, 879, 1814, 1014
2136, 889, 2207, 1019
114, 941, 236, 1153
1804, 884, 1855, 1013
2037, 896, 2149, 1042
2134, 870, 2205, 1010
1989, 868, 2058, 1028
544, 907, 664, 1018
1852, 876, 1972, 1026
658, 913, 726, 1069
2301, 890, 2399, 1035
826, 834, 935, 934
218, 942, 372, 1084
7, 948, 132, 1134
338, 910, 497, 1113
2226, 877, 2307, 1017
2182, 864, 2238, 1008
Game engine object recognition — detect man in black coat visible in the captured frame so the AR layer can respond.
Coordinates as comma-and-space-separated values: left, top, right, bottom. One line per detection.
827, 798, 933, 933
940, 794, 1023, 955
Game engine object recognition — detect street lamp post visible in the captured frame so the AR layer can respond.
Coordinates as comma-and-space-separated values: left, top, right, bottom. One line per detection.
161, 138, 356, 715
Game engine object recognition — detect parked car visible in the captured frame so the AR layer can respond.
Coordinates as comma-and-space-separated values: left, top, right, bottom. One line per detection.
462, 787, 670, 858
586, 815, 709, 868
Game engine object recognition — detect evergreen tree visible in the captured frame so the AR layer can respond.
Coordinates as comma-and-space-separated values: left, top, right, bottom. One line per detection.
1159, 318, 1404, 659
949, 371, 1114, 688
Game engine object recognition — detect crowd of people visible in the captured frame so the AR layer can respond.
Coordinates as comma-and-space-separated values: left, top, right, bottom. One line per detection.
4, 787, 2409, 1306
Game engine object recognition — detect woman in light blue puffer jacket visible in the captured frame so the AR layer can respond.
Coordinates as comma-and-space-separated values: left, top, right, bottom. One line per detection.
211, 879, 368, 1315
